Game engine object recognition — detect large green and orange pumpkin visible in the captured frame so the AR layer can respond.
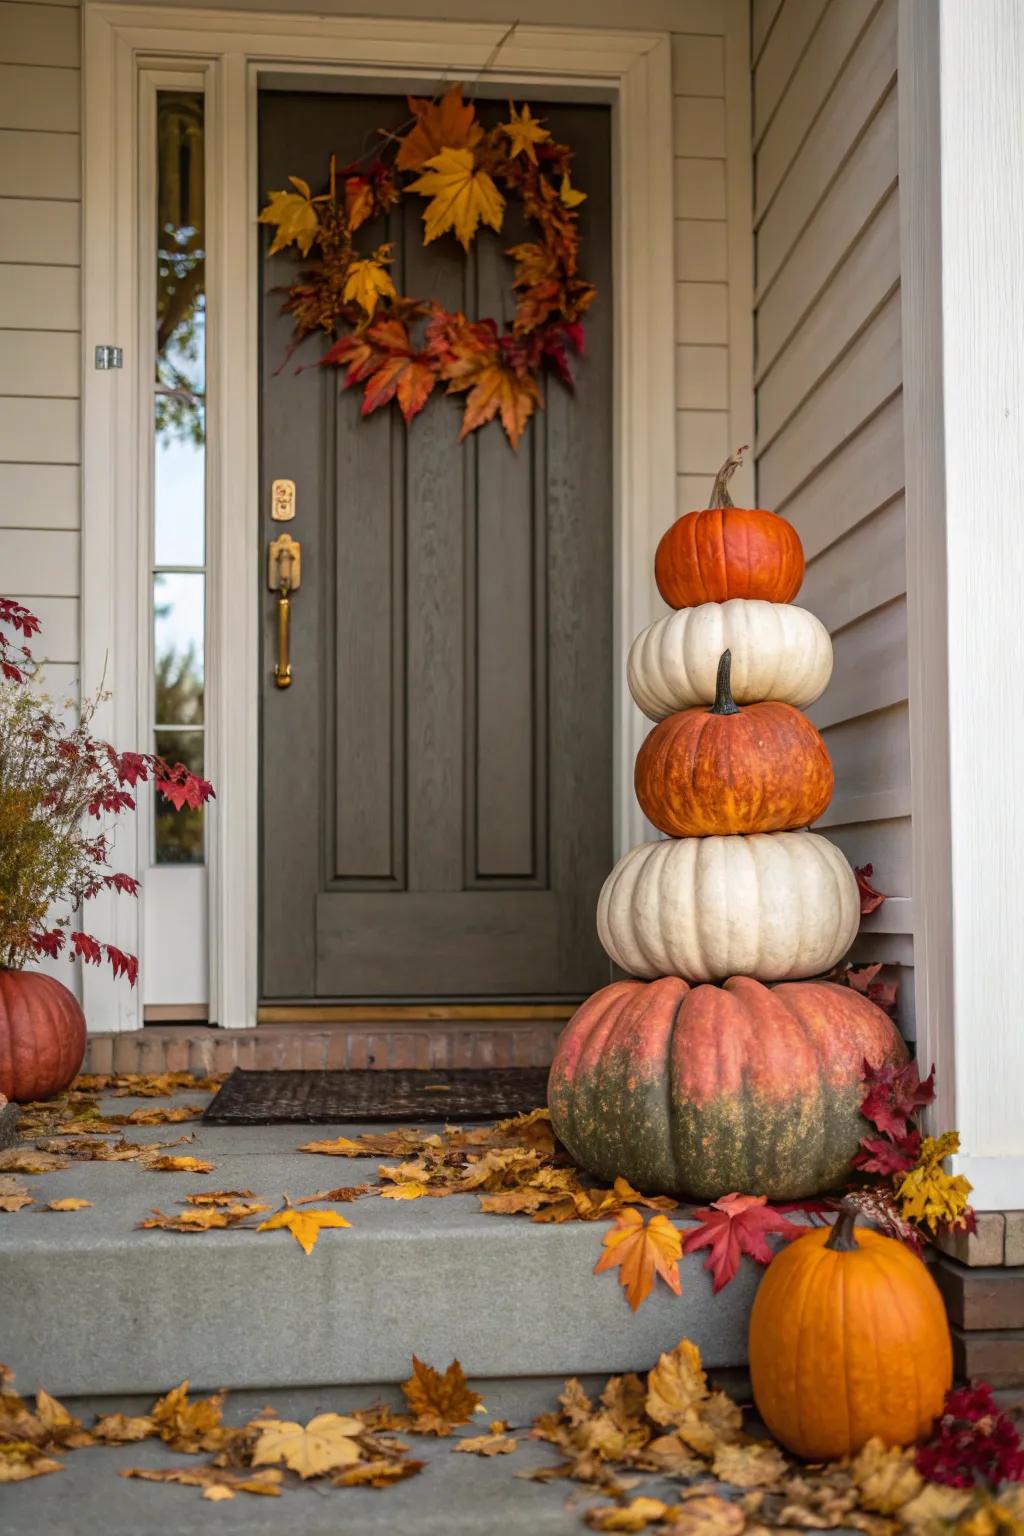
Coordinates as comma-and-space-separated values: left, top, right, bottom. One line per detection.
655, 449, 804, 608
0, 969, 87, 1102
548, 976, 906, 1200
749, 1199, 952, 1458
634, 650, 833, 837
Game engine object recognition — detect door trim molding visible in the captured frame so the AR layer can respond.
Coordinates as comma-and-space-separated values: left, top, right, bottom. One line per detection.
82, 3, 676, 1027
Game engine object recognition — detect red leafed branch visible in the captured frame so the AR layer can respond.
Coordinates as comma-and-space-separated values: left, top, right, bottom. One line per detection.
1, 601, 213, 985
681, 1193, 805, 1292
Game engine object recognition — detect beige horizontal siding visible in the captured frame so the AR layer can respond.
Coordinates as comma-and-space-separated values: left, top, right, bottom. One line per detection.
753, 0, 912, 1031
0, 1, 82, 712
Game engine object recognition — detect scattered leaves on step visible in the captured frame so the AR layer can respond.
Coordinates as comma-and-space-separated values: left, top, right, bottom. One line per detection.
73, 1071, 223, 1097
401, 1357, 484, 1436
681, 1194, 805, 1293
0, 1176, 32, 1211
0, 1443, 63, 1482
256, 1204, 352, 1255
593, 1208, 682, 1311
138, 1202, 267, 1232
251, 1413, 364, 1478
454, 1424, 519, 1456
0, 1148, 67, 1174
300, 1129, 435, 1158
41, 1198, 93, 1212
141, 1153, 215, 1174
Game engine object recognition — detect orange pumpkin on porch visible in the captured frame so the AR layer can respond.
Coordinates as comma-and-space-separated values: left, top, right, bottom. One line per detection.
749, 1199, 952, 1459
0, 969, 86, 1102
655, 448, 804, 607
634, 650, 833, 837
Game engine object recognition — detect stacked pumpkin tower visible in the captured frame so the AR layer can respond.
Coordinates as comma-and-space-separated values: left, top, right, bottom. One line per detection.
549, 450, 906, 1203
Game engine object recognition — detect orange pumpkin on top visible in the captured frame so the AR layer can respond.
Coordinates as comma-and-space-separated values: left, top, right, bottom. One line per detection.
655, 447, 804, 607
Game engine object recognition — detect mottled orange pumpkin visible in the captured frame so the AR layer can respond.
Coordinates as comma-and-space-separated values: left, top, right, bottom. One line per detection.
635, 650, 833, 837
749, 1200, 952, 1459
548, 976, 907, 1200
655, 448, 804, 607
0, 969, 86, 1102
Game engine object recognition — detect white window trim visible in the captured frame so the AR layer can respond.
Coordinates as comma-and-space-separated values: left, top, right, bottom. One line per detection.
82, 3, 677, 1030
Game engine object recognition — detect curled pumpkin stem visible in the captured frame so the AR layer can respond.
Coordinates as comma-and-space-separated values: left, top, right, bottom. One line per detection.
707, 445, 749, 510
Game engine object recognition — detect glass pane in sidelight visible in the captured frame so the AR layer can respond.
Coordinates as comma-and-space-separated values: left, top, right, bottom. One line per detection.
154, 571, 204, 726
154, 90, 206, 567
154, 728, 205, 865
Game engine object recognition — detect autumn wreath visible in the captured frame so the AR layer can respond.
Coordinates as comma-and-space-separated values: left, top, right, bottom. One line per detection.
258, 84, 595, 448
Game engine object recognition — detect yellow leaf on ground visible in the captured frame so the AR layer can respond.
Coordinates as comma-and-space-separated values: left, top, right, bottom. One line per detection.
0, 1177, 32, 1211
711, 1441, 787, 1490
454, 1432, 518, 1456
584, 1497, 670, 1531
0, 1149, 68, 1174
143, 1154, 215, 1174
42, 1199, 93, 1212
408, 147, 505, 251
256, 1206, 351, 1255
593, 1209, 683, 1312
343, 253, 397, 317
138, 1203, 267, 1232
299, 1135, 373, 1157
251, 1413, 363, 1478
122, 1465, 282, 1498
92, 1413, 155, 1444
401, 1357, 484, 1435
151, 1381, 228, 1453
851, 1437, 923, 1514
185, 1189, 256, 1206
645, 1339, 707, 1426
499, 101, 551, 163
0, 1445, 62, 1482
380, 1181, 433, 1200
898, 1482, 974, 1528
668, 1495, 745, 1535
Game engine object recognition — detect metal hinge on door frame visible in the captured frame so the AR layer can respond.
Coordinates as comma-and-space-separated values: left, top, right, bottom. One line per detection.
94, 344, 123, 369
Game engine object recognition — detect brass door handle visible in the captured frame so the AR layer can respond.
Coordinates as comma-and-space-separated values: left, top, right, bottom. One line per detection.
268, 533, 301, 689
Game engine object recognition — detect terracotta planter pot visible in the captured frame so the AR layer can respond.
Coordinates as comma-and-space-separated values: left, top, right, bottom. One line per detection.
0, 969, 87, 1102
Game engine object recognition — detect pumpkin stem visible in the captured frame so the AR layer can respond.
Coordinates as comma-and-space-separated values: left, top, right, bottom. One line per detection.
711, 650, 741, 716
707, 446, 749, 510
824, 1198, 861, 1253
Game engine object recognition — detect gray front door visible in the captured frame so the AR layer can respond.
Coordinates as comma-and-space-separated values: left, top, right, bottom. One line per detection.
259, 87, 613, 1002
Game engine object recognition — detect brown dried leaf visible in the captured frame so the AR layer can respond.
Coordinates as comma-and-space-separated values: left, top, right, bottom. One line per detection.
121, 1464, 282, 1497
584, 1497, 671, 1531
667, 1496, 746, 1535
296, 1185, 373, 1204
185, 1189, 256, 1206
0, 1148, 68, 1174
138, 1203, 267, 1232
151, 1381, 228, 1453
334, 1457, 424, 1487
453, 1431, 518, 1456
639, 1432, 704, 1478
0, 1444, 62, 1482
645, 1339, 707, 1426
401, 1357, 484, 1436
850, 1438, 923, 1514
92, 1413, 155, 1444
42, 1198, 93, 1212
711, 1441, 788, 1490
142, 1154, 215, 1174
0, 1176, 32, 1211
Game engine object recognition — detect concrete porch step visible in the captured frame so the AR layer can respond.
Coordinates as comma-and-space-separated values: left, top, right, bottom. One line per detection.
2, 1095, 770, 1400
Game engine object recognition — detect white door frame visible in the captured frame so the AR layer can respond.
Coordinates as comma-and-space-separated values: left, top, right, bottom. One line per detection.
82, 2, 676, 1029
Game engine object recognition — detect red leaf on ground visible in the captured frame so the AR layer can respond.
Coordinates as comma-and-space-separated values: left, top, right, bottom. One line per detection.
681, 1194, 804, 1293
854, 864, 887, 915
916, 1383, 1024, 1489
860, 1058, 935, 1139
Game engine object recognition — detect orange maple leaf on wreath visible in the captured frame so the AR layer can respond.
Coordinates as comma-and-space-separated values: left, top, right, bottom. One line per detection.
322, 318, 438, 425
394, 84, 484, 172
593, 1208, 683, 1312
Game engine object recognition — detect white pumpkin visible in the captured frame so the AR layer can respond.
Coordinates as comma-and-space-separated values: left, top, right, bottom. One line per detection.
627, 599, 833, 721
597, 832, 859, 984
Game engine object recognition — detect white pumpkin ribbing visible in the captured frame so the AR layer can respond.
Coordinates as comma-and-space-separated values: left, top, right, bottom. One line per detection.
627, 599, 833, 721
597, 832, 859, 984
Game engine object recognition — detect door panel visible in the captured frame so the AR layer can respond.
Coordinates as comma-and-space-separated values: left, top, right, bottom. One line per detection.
259, 89, 613, 1001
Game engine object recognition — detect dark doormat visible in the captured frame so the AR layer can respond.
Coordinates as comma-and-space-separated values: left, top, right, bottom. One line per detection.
202, 1067, 550, 1125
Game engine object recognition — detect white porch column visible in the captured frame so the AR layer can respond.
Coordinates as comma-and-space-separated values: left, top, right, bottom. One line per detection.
900, 0, 1024, 1210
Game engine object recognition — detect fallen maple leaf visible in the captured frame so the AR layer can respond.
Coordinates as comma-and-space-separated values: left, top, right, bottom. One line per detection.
401, 1357, 484, 1435
92, 1412, 155, 1444
150, 1382, 228, 1453
584, 1496, 671, 1531
853, 1436, 924, 1512
142, 1154, 215, 1174
681, 1193, 804, 1293
334, 1456, 424, 1486
645, 1339, 707, 1427
185, 1189, 256, 1206
593, 1209, 682, 1312
42, 1198, 92, 1212
711, 1440, 787, 1489
454, 1429, 518, 1456
121, 1464, 282, 1498
0, 1176, 32, 1211
0, 1149, 67, 1173
667, 1495, 745, 1535
138, 1203, 267, 1233
256, 1205, 352, 1255
408, 147, 505, 251
0, 1445, 62, 1483
251, 1413, 363, 1477
296, 1185, 372, 1204
258, 177, 321, 257
379, 1181, 433, 1200
500, 101, 551, 162
855, 862, 887, 915
395, 84, 483, 172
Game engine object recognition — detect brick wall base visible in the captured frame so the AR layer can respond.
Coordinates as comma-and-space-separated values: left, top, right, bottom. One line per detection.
82, 1021, 565, 1076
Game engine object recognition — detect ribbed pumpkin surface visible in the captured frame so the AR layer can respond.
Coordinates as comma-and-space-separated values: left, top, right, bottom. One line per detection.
0, 969, 87, 1102
548, 976, 907, 1200
655, 508, 804, 608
